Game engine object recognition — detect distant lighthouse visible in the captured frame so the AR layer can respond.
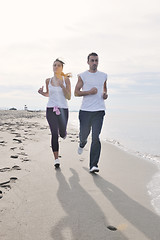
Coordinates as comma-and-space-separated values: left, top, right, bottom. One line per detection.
24, 105, 28, 111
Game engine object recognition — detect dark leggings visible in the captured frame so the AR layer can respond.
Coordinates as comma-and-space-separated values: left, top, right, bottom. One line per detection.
46, 108, 69, 152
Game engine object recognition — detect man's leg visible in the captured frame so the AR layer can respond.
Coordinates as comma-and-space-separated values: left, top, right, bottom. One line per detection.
79, 110, 91, 149
90, 111, 105, 169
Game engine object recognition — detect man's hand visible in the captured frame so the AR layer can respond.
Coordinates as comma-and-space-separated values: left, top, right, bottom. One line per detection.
89, 87, 98, 95
103, 92, 108, 99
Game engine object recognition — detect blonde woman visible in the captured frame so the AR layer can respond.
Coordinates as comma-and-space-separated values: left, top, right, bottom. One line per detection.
38, 59, 71, 168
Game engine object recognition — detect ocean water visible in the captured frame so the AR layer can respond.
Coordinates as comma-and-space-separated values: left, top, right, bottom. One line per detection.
69, 110, 160, 158
68, 110, 160, 216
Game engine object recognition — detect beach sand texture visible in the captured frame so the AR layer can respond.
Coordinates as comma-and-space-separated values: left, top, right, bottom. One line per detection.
0, 110, 160, 240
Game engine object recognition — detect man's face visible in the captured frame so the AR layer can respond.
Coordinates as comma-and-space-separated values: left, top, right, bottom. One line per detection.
88, 56, 99, 71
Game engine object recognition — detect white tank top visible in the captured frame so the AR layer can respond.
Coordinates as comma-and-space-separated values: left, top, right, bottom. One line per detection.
79, 70, 107, 111
47, 77, 68, 108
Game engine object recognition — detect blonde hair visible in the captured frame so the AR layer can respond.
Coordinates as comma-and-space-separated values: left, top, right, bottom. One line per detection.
54, 59, 72, 78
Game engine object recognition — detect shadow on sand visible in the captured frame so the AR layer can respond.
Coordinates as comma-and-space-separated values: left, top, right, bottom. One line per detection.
87, 167, 160, 240
51, 168, 128, 240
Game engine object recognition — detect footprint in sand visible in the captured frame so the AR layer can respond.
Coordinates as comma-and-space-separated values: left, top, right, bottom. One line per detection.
40, 127, 47, 130
0, 177, 18, 186
0, 165, 21, 172
0, 140, 7, 146
0, 184, 11, 190
6, 127, 12, 131
13, 138, 22, 143
0, 190, 3, 199
22, 158, 31, 162
0, 167, 10, 172
21, 158, 30, 162
12, 165, 21, 171
10, 155, 19, 159
15, 134, 21, 138
10, 147, 17, 150
10, 129, 16, 132
0, 177, 18, 192
107, 225, 117, 231
11, 132, 19, 135
19, 146, 24, 150
18, 152, 28, 156
10, 177, 18, 182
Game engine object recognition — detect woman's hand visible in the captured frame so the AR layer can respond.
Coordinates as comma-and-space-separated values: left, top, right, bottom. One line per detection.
60, 77, 71, 100
38, 86, 44, 95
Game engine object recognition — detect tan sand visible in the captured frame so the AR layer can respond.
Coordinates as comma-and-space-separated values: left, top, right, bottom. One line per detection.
0, 110, 160, 240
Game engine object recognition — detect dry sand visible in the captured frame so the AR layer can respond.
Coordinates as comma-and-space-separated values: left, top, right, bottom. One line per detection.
0, 110, 160, 240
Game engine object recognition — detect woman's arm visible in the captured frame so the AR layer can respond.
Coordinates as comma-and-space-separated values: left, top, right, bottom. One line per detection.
59, 77, 71, 100
38, 79, 49, 97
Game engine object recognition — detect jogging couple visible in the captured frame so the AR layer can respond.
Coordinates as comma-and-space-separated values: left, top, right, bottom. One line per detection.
38, 52, 108, 173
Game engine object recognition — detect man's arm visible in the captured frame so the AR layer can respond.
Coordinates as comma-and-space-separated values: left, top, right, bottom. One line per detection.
74, 76, 97, 97
103, 80, 108, 100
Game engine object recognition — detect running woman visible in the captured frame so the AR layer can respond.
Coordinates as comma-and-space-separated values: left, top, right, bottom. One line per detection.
38, 59, 71, 168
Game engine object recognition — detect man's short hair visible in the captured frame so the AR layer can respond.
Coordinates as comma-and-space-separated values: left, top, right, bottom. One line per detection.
87, 52, 98, 61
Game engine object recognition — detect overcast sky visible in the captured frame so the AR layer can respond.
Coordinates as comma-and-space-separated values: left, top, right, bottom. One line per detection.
0, 0, 160, 111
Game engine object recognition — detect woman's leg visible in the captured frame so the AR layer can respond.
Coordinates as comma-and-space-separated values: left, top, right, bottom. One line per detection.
46, 108, 59, 160
58, 108, 69, 138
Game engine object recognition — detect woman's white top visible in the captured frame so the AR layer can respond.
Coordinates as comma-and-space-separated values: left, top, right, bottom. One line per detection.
79, 70, 107, 111
47, 77, 68, 108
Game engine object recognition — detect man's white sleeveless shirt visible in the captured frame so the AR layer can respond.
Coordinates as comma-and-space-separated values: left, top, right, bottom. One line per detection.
79, 70, 107, 111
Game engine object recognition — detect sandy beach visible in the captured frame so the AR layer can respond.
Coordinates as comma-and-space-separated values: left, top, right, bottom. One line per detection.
0, 110, 160, 240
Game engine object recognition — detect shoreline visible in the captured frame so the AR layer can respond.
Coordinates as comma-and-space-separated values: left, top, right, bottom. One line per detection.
0, 110, 160, 239
69, 111, 160, 168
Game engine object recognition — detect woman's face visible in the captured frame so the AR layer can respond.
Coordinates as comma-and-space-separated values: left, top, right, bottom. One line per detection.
53, 61, 63, 74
